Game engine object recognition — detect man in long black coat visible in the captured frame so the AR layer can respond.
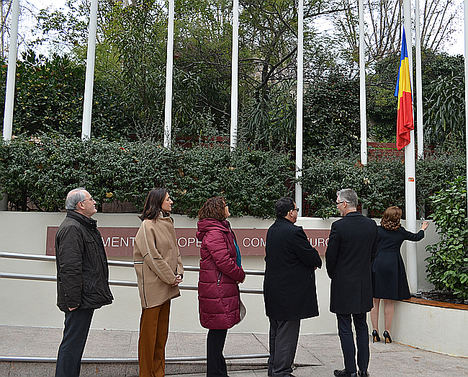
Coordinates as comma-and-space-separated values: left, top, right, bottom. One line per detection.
263, 197, 322, 377
326, 189, 377, 377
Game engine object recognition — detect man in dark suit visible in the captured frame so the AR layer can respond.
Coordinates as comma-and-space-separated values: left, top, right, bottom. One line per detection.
263, 197, 322, 377
326, 189, 377, 377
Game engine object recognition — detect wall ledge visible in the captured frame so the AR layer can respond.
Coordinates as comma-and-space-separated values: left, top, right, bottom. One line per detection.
404, 297, 468, 311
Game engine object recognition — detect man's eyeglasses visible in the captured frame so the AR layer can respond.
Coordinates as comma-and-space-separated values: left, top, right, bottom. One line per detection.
336, 200, 346, 205
292, 207, 299, 212
81, 197, 94, 203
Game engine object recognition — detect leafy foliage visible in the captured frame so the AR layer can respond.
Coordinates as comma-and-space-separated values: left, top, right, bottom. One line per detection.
0, 135, 293, 217
0, 136, 464, 221
303, 73, 360, 155
301, 154, 466, 219
425, 73, 465, 148
425, 177, 468, 300
239, 81, 296, 151
0, 51, 132, 139
366, 51, 466, 149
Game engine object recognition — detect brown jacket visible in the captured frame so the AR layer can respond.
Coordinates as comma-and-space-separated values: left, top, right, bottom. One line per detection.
133, 216, 184, 308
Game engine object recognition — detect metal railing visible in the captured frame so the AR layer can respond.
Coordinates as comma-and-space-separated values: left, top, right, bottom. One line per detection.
1, 353, 268, 364
0, 251, 269, 363
0, 251, 264, 294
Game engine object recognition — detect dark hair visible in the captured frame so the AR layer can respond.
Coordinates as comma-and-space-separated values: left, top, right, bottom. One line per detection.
275, 197, 295, 218
198, 196, 226, 221
139, 188, 169, 220
381, 206, 402, 231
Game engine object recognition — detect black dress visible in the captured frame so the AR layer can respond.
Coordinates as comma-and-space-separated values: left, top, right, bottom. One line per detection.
372, 226, 424, 300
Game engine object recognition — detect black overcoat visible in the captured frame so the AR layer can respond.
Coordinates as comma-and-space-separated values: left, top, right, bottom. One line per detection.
326, 212, 377, 314
55, 210, 113, 312
372, 226, 425, 300
263, 217, 322, 321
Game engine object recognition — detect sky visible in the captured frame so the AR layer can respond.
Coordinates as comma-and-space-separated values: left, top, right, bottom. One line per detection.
15, 0, 467, 57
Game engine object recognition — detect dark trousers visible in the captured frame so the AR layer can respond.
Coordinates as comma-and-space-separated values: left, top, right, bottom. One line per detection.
207, 329, 228, 377
336, 313, 369, 374
55, 308, 94, 377
268, 318, 300, 377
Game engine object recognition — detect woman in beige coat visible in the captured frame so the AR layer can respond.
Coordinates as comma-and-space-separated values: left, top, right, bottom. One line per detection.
134, 188, 184, 377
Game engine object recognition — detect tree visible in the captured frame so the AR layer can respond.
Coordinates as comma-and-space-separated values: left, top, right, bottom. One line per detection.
0, 50, 132, 139
303, 72, 360, 155
28, 0, 350, 149
365, 50, 466, 148
330, 0, 461, 72
423, 54, 466, 150
0, 0, 40, 59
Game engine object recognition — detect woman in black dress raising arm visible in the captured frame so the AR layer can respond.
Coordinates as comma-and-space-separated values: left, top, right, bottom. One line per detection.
370, 206, 429, 343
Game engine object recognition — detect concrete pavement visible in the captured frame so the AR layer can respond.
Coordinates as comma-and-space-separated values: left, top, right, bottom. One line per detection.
0, 325, 467, 376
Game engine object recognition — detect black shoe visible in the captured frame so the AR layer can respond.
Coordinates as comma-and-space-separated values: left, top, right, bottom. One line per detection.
358, 371, 369, 377
334, 369, 357, 377
372, 329, 380, 343
383, 330, 392, 344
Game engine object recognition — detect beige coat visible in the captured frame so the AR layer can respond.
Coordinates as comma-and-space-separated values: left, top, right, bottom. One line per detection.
133, 216, 184, 309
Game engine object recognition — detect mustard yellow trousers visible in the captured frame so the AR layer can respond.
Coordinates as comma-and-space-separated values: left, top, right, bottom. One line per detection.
138, 301, 171, 377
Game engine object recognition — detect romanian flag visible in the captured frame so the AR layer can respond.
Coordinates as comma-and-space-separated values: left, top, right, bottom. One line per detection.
394, 27, 414, 150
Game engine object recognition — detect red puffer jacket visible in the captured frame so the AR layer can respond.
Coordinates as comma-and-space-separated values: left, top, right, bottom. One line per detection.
197, 218, 245, 329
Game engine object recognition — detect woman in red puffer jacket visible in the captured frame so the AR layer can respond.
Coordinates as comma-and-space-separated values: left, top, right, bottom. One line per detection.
197, 196, 246, 377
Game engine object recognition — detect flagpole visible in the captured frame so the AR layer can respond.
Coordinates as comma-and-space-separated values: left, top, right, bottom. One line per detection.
1, 0, 19, 211
295, 0, 304, 216
403, 0, 418, 294
230, 0, 239, 151
163, 0, 175, 149
81, 0, 98, 140
359, 0, 367, 166
415, 0, 424, 159
2, 0, 19, 142
465, 0, 468, 214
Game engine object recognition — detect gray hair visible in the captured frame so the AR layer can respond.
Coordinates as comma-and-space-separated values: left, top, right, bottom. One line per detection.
337, 189, 358, 209
65, 188, 87, 210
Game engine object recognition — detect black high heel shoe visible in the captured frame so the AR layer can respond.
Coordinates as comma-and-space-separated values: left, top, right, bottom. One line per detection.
383, 330, 392, 343
372, 330, 380, 343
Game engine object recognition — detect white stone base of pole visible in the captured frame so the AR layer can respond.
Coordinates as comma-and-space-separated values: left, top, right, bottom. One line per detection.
405, 241, 418, 294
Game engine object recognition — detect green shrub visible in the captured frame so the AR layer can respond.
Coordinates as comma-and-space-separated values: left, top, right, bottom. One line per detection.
301, 154, 465, 218
425, 177, 468, 300
0, 135, 293, 216
0, 135, 465, 220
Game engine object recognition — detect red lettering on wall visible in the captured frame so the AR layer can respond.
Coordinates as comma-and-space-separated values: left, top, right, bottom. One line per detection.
46, 227, 330, 257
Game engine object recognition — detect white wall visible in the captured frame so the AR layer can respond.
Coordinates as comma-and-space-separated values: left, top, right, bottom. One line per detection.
0, 212, 437, 335
392, 301, 468, 357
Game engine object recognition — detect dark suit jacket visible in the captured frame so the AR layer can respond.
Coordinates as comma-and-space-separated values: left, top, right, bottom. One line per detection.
326, 212, 377, 314
263, 217, 322, 321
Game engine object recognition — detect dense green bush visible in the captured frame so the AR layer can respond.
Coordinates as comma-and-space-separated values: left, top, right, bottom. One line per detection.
301, 154, 466, 218
0, 135, 465, 219
0, 135, 294, 217
425, 177, 468, 300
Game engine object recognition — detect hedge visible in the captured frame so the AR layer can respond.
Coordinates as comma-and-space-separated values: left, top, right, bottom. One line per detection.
0, 135, 465, 218
0, 135, 294, 217
301, 153, 466, 218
